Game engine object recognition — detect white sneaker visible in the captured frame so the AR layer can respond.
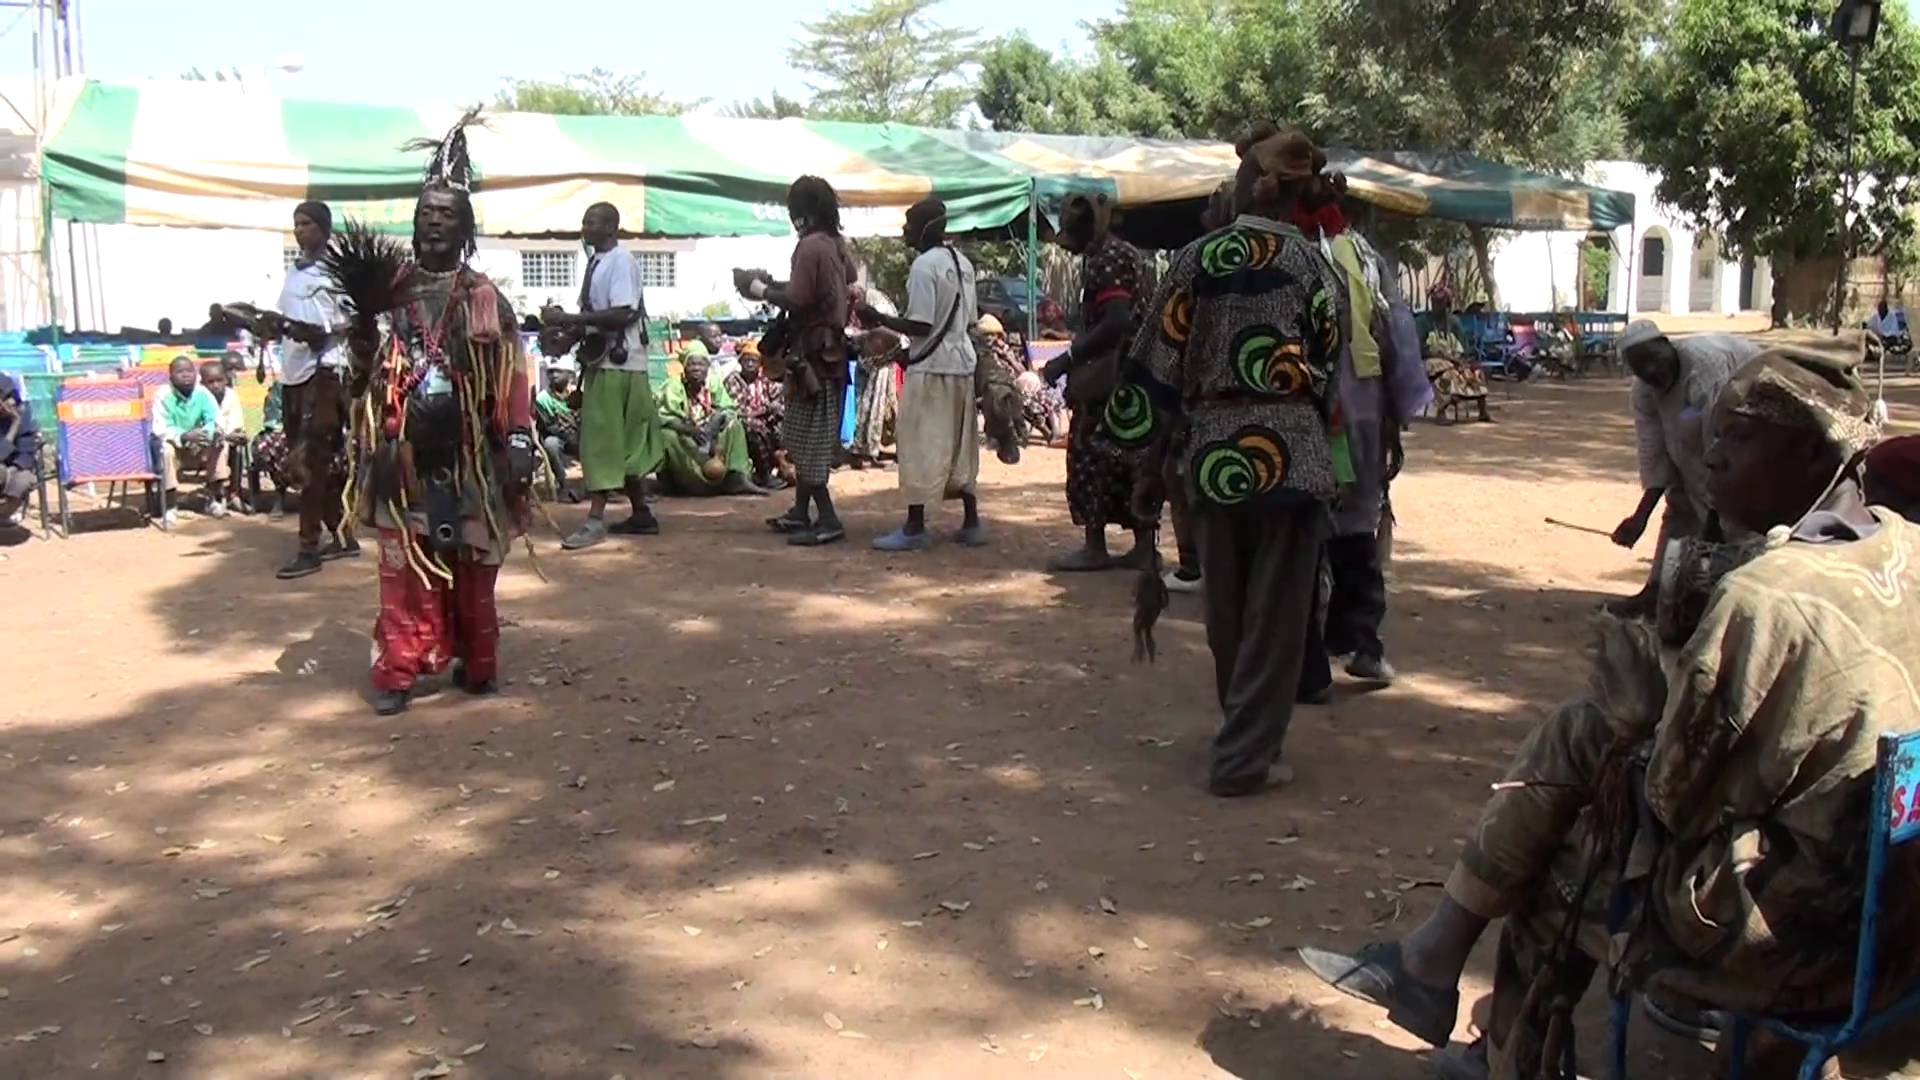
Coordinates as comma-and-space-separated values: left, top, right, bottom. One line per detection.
162, 509, 180, 529
206, 499, 228, 519
1162, 568, 1203, 594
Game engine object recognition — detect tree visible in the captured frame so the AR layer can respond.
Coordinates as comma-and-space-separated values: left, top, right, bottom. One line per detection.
791, 0, 979, 125
725, 92, 811, 121
182, 66, 245, 82
1628, 0, 1920, 322
495, 68, 684, 116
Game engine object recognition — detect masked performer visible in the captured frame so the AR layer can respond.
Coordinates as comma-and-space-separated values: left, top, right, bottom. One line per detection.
331, 113, 536, 717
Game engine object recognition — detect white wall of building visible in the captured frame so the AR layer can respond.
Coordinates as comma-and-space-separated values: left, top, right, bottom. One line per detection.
1584, 161, 1771, 318
18, 214, 811, 334
1481, 162, 1773, 318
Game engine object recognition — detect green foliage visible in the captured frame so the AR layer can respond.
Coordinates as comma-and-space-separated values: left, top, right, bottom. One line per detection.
725, 92, 811, 121
790, 0, 979, 125
976, 0, 1646, 170
495, 69, 685, 116
1628, 0, 1920, 277
851, 238, 913, 303
1580, 241, 1614, 307
699, 300, 735, 319
1306, 0, 1644, 168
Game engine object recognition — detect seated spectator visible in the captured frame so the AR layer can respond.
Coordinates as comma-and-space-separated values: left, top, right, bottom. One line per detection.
1036, 298, 1072, 341
658, 352, 761, 497
1301, 348, 1919, 1079
0, 371, 39, 527
978, 313, 1064, 446
971, 314, 1023, 464
1423, 287, 1492, 424
152, 355, 228, 522
251, 378, 291, 518
723, 341, 790, 489
200, 359, 250, 510
535, 366, 583, 502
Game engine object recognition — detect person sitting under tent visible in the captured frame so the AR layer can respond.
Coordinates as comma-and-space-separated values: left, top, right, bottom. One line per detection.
200, 358, 251, 513
723, 340, 789, 490
1422, 285, 1492, 424
535, 365, 583, 502
1301, 346, 1920, 1080
657, 351, 762, 497
0, 371, 39, 528
151, 355, 229, 522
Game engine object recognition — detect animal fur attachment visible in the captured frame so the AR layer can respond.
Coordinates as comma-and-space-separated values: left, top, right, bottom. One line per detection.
1131, 537, 1168, 663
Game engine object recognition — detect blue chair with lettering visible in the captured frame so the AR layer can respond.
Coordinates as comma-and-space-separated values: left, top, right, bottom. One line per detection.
1609, 731, 1920, 1079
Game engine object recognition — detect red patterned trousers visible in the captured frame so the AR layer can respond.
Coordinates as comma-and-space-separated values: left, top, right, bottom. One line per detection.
371, 528, 500, 693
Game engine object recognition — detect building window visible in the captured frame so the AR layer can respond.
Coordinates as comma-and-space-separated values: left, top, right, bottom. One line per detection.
520, 250, 577, 292
283, 247, 300, 270
1641, 236, 1665, 273
637, 250, 677, 289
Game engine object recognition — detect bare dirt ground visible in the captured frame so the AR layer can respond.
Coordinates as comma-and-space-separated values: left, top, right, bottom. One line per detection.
5, 374, 1918, 1080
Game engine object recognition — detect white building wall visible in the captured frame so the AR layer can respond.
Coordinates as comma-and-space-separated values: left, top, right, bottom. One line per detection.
21, 217, 813, 334
1580, 161, 1768, 319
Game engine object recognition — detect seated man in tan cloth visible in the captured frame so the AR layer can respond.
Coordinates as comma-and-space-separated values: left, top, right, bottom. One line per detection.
1302, 347, 1920, 1080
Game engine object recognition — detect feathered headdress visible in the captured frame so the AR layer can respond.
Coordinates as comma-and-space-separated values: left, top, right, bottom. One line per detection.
322, 219, 412, 321
402, 106, 486, 193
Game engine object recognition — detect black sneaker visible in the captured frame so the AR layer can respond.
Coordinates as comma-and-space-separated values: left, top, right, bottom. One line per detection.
277, 550, 324, 579
373, 689, 411, 716
321, 536, 362, 561
450, 662, 499, 696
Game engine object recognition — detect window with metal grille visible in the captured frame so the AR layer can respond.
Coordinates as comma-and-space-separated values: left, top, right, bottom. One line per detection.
637, 250, 677, 289
283, 247, 300, 270
521, 250, 577, 292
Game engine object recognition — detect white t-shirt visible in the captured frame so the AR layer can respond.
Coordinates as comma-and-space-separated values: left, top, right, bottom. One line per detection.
583, 246, 647, 371
275, 259, 348, 386
905, 245, 978, 378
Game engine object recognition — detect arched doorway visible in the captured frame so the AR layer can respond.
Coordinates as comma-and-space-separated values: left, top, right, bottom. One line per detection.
1691, 231, 1722, 313
1637, 228, 1670, 312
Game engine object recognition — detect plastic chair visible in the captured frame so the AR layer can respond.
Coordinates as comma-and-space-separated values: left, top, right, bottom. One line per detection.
1609, 731, 1920, 1079
52, 379, 166, 536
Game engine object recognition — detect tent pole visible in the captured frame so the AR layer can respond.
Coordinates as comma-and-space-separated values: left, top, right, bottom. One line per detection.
1623, 213, 1637, 316
1026, 178, 1038, 343
41, 169, 58, 342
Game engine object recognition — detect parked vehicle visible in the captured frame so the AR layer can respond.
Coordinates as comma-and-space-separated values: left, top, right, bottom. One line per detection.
976, 276, 1032, 331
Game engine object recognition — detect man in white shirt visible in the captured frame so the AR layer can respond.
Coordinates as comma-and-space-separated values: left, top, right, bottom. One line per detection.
1869, 298, 1907, 339
543, 202, 665, 549
274, 201, 357, 579
857, 197, 985, 551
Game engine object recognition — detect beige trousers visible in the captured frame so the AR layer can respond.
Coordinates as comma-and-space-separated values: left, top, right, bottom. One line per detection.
895, 370, 979, 508
159, 438, 229, 492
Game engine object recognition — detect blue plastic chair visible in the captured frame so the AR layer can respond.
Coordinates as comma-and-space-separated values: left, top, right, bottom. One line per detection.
1610, 731, 1920, 1079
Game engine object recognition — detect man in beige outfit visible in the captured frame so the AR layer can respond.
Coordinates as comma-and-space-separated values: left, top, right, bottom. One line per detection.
858, 197, 985, 551
1301, 346, 1920, 1079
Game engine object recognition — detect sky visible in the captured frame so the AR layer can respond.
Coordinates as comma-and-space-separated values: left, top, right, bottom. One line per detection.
1, 0, 1120, 111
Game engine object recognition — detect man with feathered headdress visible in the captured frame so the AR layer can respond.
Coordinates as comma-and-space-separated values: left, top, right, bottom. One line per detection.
330, 111, 537, 716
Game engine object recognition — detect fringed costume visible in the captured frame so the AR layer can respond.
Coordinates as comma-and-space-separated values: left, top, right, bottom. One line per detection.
331, 112, 536, 712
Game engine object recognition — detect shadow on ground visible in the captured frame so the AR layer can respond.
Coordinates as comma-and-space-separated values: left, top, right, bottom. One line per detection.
5, 375, 1918, 1078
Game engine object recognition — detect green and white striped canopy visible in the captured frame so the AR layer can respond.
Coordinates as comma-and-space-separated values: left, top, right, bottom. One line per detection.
41, 80, 1635, 239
